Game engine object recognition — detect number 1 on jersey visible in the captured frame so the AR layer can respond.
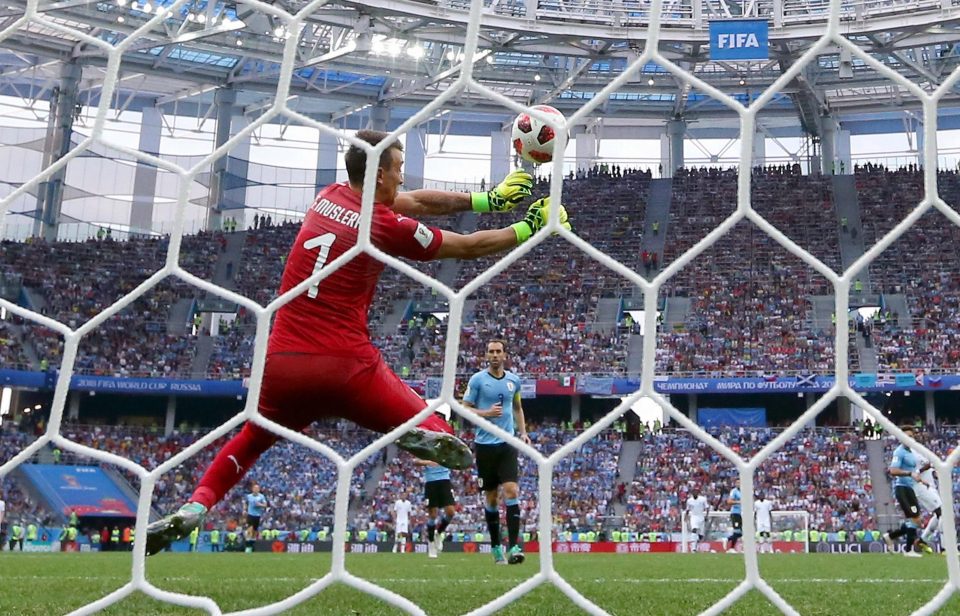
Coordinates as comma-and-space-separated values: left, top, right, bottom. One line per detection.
303, 232, 336, 299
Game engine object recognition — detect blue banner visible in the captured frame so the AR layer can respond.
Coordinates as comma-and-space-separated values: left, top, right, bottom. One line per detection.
699, 407, 767, 428
709, 20, 769, 61
1, 369, 958, 398
69, 375, 245, 397
20, 465, 137, 517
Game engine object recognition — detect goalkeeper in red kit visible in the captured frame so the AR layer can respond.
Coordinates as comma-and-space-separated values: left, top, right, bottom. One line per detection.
146, 130, 570, 555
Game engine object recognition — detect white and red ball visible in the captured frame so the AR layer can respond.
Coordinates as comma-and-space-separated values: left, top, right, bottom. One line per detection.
511, 105, 564, 164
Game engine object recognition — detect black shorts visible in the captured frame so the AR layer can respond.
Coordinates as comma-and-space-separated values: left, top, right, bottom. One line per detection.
475, 443, 519, 490
895, 485, 921, 518
730, 514, 743, 532
246, 514, 262, 531
425, 479, 456, 509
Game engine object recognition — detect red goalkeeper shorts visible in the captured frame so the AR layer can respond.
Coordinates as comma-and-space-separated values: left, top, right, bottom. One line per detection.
257, 351, 452, 435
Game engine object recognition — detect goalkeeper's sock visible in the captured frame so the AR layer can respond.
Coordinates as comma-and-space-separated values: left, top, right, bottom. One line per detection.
427, 520, 436, 542
506, 498, 521, 549
437, 511, 452, 534
190, 422, 275, 509
485, 504, 501, 547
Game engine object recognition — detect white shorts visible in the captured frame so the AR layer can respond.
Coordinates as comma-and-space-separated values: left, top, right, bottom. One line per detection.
396, 521, 409, 535
757, 521, 772, 534
689, 516, 705, 534
915, 483, 942, 513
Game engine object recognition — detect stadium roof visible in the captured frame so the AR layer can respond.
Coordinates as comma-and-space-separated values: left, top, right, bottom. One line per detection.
4, 0, 960, 136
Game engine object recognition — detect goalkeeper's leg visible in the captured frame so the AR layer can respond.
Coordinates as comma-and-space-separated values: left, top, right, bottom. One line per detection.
350, 357, 473, 470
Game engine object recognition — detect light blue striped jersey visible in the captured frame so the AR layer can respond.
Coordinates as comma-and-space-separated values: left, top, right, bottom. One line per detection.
890, 444, 918, 488
424, 464, 450, 483
729, 487, 742, 515
463, 369, 521, 445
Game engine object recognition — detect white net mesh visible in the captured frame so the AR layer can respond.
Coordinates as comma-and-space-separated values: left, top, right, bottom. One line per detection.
1, 0, 959, 614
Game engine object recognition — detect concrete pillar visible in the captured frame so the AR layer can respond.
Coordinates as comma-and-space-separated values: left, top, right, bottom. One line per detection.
836, 129, 852, 174
164, 395, 177, 437
223, 114, 250, 229
925, 390, 935, 426
838, 397, 851, 425
752, 128, 766, 167
915, 119, 925, 168
369, 103, 390, 131
688, 393, 697, 422
206, 88, 237, 233
404, 125, 426, 190
575, 129, 597, 172
316, 131, 339, 188
34, 62, 81, 241
490, 129, 511, 185
820, 115, 836, 175
67, 391, 80, 422
571, 394, 581, 423
130, 107, 162, 235
665, 119, 685, 177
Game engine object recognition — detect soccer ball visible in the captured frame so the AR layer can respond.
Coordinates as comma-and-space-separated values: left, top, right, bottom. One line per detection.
512, 105, 564, 164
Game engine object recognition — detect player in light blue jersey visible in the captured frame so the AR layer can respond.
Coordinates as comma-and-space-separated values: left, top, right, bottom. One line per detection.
883, 425, 928, 557
726, 480, 742, 553
244, 483, 268, 553
463, 339, 530, 566
415, 454, 457, 559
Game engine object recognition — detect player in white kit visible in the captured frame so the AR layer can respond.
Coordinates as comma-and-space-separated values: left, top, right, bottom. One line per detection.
915, 458, 942, 551
393, 496, 413, 553
685, 490, 710, 553
754, 495, 774, 553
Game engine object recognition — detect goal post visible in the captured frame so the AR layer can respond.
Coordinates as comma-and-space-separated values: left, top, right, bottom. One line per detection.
682, 510, 810, 553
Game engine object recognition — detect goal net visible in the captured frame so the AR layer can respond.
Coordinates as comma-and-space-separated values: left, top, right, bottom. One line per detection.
682, 510, 810, 553
1, 0, 959, 614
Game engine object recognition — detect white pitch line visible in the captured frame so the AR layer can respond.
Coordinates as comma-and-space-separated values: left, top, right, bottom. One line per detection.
3, 575, 949, 584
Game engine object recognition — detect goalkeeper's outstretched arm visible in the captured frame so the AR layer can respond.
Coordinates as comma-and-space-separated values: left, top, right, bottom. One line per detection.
434, 197, 571, 260
392, 170, 534, 217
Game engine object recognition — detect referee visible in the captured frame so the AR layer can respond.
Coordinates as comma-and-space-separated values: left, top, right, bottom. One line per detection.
463, 339, 530, 566
883, 425, 926, 557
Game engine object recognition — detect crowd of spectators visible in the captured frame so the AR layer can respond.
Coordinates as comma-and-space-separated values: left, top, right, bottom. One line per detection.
354, 420, 621, 539
1, 421, 381, 533
3, 165, 960, 381
627, 427, 876, 536
657, 168, 839, 375
8, 419, 960, 544
0, 231, 223, 378
855, 166, 960, 372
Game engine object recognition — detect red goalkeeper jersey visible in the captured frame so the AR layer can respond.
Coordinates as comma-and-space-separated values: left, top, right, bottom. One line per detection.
268, 182, 443, 357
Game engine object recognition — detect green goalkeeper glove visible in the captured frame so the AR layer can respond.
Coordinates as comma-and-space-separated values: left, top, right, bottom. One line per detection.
510, 197, 571, 244
470, 170, 533, 213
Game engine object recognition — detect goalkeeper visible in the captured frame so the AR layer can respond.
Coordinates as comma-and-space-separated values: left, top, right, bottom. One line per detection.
147, 130, 571, 555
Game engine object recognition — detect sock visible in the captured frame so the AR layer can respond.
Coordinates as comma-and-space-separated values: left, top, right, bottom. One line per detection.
506, 498, 521, 548
437, 511, 452, 534
190, 423, 278, 509
905, 525, 918, 551
889, 523, 907, 540
922, 515, 940, 543
400, 537, 407, 552
485, 504, 501, 548
427, 520, 436, 542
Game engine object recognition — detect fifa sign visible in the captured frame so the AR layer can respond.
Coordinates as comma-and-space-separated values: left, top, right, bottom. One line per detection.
709, 20, 769, 61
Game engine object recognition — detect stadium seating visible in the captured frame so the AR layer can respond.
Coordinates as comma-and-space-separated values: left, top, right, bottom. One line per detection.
627, 426, 877, 535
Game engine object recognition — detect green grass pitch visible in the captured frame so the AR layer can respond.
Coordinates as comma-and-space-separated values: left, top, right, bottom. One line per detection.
2, 552, 958, 615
